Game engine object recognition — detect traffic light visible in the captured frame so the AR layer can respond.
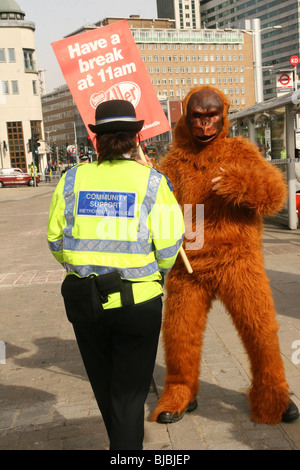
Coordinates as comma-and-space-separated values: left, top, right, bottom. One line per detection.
87, 136, 92, 153
79, 143, 85, 155
58, 149, 65, 162
28, 139, 33, 153
32, 131, 41, 153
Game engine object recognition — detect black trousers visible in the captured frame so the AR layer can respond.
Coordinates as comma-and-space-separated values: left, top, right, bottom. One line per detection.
72, 296, 162, 450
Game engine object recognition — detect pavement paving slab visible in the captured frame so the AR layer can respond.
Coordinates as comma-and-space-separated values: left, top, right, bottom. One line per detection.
0, 183, 299, 453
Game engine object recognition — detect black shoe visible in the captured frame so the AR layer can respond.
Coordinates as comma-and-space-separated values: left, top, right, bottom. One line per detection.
282, 401, 299, 423
157, 398, 198, 424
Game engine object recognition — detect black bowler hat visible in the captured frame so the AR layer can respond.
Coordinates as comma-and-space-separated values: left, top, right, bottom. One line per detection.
88, 100, 144, 135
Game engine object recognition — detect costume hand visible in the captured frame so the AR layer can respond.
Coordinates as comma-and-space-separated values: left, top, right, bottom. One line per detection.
211, 167, 225, 195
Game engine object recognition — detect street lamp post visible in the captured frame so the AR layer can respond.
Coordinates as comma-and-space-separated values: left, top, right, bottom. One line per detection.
250, 19, 282, 103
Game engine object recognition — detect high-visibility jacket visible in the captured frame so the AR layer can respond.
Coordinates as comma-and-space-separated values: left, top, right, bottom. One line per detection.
30, 165, 37, 177
47, 159, 184, 309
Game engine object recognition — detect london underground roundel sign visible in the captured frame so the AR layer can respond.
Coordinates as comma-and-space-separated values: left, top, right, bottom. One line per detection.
290, 55, 299, 66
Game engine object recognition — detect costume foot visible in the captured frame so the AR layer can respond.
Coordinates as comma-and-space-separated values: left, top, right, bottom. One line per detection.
281, 401, 299, 423
156, 398, 198, 424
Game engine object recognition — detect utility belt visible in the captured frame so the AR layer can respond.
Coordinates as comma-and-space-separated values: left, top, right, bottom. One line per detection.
61, 271, 163, 325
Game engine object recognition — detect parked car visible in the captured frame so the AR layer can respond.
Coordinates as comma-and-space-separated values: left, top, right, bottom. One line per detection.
0, 168, 40, 188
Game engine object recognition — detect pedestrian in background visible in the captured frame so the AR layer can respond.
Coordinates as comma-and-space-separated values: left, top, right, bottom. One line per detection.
47, 100, 184, 450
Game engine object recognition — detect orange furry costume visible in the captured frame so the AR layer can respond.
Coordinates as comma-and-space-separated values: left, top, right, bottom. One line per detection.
152, 85, 297, 425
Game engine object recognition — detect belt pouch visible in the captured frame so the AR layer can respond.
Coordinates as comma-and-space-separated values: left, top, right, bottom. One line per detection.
61, 274, 103, 325
95, 271, 134, 307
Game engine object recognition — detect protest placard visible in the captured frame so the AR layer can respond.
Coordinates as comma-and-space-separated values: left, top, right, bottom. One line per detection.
51, 20, 171, 143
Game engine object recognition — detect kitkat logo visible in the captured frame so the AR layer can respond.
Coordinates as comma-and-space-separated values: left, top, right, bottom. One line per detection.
90, 81, 141, 109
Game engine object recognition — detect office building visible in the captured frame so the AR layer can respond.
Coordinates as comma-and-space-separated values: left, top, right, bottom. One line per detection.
41, 84, 92, 164
43, 14, 256, 154
156, 0, 201, 29
0, 0, 45, 171
68, 16, 256, 110
200, 0, 298, 99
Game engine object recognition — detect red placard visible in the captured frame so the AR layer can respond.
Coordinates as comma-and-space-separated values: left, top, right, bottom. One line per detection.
51, 20, 170, 143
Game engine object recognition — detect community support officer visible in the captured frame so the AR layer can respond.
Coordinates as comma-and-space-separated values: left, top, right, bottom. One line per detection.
47, 100, 184, 450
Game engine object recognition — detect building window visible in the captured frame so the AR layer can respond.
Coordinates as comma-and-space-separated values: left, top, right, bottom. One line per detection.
7, 121, 26, 170
32, 80, 38, 95
8, 48, 16, 62
23, 49, 35, 72
11, 80, 19, 94
2, 80, 9, 94
0, 48, 5, 62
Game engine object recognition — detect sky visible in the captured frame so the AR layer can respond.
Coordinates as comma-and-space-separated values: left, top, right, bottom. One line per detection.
19, 0, 158, 93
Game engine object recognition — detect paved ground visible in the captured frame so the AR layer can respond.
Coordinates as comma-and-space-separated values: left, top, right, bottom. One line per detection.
0, 182, 299, 453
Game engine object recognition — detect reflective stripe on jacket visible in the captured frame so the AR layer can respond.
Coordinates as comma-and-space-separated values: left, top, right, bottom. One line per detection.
47, 160, 184, 308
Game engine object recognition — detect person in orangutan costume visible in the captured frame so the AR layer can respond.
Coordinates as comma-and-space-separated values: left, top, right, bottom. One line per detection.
152, 85, 299, 425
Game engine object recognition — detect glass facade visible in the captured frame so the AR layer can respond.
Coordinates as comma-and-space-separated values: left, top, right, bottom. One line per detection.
201, 0, 300, 99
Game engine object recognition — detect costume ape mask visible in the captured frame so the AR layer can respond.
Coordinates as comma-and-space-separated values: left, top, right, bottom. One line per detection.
186, 89, 225, 145
152, 85, 298, 426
